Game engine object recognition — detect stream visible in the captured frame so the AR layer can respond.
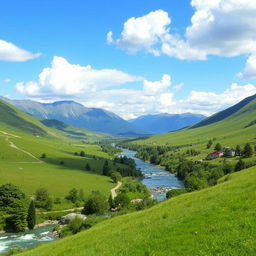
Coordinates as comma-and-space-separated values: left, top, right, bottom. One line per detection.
119, 147, 184, 201
0, 225, 57, 254
0, 147, 184, 254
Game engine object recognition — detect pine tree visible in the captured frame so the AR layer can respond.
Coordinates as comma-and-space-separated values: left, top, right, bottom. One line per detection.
235, 145, 241, 156
27, 200, 36, 230
243, 143, 253, 158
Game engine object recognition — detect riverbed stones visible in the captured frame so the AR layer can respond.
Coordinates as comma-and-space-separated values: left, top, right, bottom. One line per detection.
59, 213, 87, 225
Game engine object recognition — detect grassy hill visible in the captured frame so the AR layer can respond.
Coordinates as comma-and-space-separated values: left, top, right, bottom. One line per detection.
135, 95, 256, 151
0, 99, 116, 210
19, 166, 256, 256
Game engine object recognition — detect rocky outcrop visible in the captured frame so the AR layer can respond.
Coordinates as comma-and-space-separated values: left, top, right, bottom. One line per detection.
59, 213, 87, 225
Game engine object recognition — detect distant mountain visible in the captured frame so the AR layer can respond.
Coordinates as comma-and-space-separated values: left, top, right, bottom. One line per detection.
3, 98, 146, 136
129, 113, 206, 134
191, 94, 256, 129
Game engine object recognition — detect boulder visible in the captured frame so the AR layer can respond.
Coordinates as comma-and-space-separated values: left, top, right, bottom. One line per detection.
59, 213, 87, 225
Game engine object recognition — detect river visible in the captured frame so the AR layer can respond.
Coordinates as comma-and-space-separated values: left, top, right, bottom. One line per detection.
119, 147, 184, 201
0, 225, 57, 254
0, 147, 184, 254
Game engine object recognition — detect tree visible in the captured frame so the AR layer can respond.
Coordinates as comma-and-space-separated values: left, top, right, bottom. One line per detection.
185, 176, 207, 191
35, 188, 52, 210
80, 151, 85, 157
41, 153, 46, 159
114, 193, 130, 208
85, 163, 91, 171
0, 184, 25, 213
206, 140, 213, 149
102, 160, 110, 176
27, 200, 36, 230
66, 188, 79, 203
110, 171, 122, 183
234, 159, 246, 172
214, 143, 222, 151
82, 191, 108, 215
243, 143, 253, 158
7, 200, 27, 232
235, 145, 241, 156
108, 194, 114, 208
68, 216, 84, 234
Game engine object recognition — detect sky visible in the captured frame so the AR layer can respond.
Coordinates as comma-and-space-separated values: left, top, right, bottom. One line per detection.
1, 0, 256, 119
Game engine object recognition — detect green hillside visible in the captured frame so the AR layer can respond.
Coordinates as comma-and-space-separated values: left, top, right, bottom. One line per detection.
135, 95, 256, 149
19, 166, 256, 256
0, 99, 115, 210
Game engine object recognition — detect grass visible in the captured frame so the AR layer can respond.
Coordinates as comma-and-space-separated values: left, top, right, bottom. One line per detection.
18, 166, 256, 256
0, 99, 116, 211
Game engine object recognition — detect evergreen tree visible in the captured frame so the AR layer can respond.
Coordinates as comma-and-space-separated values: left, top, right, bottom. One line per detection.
85, 163, 91, 171
243, 143, 253, 158
234, 159, 246, 172
102, 160, 110, 176
235, 145, 241, 156
27, 200, 36, 230
206, 140, 213, 149
214, 143, 222, 151
8, 200, 27, 232
80, 151, 85, 157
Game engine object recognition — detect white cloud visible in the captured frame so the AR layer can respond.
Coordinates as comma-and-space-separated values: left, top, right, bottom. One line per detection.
16, 57, 256, 119
0, 40, 41, 61
108, 10, 171, 56
108, 2, 256, 70
16, 56, 143, 97
237, 55, 256, 80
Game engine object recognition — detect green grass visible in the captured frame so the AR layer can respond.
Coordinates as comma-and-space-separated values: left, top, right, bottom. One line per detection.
19, 166, 256, 256
0, 99, 116, 211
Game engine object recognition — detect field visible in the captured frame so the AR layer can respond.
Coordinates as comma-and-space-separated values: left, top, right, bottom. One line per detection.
18, 165, 256, 256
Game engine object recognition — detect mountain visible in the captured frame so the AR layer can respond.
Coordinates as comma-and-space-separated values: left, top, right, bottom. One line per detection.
3, 98, 146, 136
129, 113, 206, 134
191, 94, 256, 129
18, 166, 256, 256
0, 99, 47, 136
134, 94, 256, 148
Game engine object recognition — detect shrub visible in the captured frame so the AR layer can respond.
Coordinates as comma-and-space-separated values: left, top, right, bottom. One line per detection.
166, 189, 187, 199
35, 188, 52, 210
82, 191, 108, 215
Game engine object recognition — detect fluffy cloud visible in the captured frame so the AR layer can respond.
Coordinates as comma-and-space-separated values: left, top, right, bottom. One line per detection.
16, 57, 256, 119
237, 55, 256, 80
0, 40, 41, 61
108, 1, 256, 72
108, 10, 171, 56
16, 56, 143, 98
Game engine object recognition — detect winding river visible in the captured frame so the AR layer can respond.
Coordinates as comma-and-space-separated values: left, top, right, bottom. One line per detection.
0, 147, 184, 254
120, 147, 184, 201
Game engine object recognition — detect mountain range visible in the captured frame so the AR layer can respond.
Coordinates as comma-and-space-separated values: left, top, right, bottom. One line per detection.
129, 113, 206, 134
2, 97, 206, 135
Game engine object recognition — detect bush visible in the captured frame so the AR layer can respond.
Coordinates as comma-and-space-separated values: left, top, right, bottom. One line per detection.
166, 189, 187, 199
110, 171, 122, 183
35, 188, 52, 210
82, 191, 108, 215
68, 216, 84, 234
114, 193, 130, 208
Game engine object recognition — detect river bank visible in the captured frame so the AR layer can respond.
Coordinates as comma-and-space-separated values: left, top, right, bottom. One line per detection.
119, 147, 184, 201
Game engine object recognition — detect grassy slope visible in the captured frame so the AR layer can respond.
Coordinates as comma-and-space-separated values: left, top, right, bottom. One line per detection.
0, 99, 114, 209
20, 166, 256, 256
132, 98, 256, 165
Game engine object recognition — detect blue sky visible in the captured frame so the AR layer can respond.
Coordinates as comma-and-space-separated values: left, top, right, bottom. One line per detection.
1, 0, 256, 118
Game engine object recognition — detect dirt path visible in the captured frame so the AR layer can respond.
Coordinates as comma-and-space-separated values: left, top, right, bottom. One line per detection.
41, 207, 84, 215
4, 136, 43, 163
111, 181, 122, 199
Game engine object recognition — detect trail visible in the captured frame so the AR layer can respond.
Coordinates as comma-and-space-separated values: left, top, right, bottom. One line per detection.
41, 207, 84, 215
0, 130, 43, 163
111, 181, 122, 199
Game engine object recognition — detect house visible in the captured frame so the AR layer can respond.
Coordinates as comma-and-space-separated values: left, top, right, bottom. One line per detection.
207, 151, 224, 159
223, 147, 236, 157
